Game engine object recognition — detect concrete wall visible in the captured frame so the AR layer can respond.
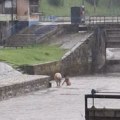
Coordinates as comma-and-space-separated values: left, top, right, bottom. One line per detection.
87, 108, 120, 120
21, 33, 95, 77
0, 75, 50, 101
62, 24, 79, 33
20, 25, 107, 76
61, 33, 94, 75
21, 61, 62, 78
92, 27, 106, 72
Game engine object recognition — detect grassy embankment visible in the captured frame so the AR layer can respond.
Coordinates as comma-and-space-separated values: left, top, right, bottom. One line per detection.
40, 0, 120, 16
0, 45, 66, 67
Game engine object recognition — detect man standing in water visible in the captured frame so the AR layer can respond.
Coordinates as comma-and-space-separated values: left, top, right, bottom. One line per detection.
62, 75, 71, 86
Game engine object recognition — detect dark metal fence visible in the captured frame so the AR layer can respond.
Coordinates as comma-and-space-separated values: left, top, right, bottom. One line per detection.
39, 16, 120, 24
85, 89, 120, 120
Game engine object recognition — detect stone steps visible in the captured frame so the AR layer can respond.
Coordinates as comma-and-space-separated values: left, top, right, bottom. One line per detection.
106, 28, 120, 48
5, 25, 59, 47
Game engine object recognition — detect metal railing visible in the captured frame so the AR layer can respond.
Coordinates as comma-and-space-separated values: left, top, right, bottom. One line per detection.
85, 89, 120, 120
40, 16, 70, 22
85, 16, 120, 25
39, 16, 120, 24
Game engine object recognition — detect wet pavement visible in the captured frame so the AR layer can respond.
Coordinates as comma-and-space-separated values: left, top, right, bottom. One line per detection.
0, 74, 120, 120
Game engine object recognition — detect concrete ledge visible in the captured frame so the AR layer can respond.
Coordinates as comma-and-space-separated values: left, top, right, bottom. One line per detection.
0, 75, 50, 101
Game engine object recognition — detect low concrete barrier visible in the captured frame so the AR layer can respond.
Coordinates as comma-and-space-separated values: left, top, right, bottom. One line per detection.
0, 75, 50, 101
21, 61, 61, 78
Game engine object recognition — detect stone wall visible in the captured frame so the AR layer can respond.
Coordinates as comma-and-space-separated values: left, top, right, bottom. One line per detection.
22, 61, 62, 78
61, 33, 94, 75
0, 75, 50, 101
20, 25, 107, 76
61, 24, 79, 33
21, 33, 96, 77
93, 27, 106, 72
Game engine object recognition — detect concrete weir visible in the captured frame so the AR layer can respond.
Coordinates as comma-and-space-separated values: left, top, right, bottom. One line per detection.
0, 75, 50, 101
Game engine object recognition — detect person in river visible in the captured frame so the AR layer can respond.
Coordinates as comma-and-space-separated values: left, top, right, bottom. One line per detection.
54, 72, 62, 87
62, 74, 71, 86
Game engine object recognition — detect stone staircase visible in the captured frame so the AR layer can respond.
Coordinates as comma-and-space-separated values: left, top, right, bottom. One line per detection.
4, 25, 61, 47
106, 28, 120, 48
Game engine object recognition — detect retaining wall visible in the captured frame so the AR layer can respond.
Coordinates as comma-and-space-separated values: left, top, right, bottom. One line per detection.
0, 75, 50, 101
21, 33, 95, 77
61, 33, 94, 75
21, 61, 62, 78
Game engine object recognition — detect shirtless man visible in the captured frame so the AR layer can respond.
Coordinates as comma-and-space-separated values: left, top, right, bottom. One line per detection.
54, 72, 62, 87
62, 75, 71, 86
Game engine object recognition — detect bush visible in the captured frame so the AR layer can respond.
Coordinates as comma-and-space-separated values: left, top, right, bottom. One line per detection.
47, 0, 64, 6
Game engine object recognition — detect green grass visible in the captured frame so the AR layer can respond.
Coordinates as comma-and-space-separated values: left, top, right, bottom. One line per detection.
40, 0, 120, 16
40, 0, 83, 16
0, 45, 66, 67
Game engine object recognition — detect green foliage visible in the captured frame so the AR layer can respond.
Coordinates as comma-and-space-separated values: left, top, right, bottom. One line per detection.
47, 0, 64, 6
40, 0, 120, 16
41, 0, 82, 16
85, 0, 99, 6
86, 0, 120, 7
0, 45, 66, 66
